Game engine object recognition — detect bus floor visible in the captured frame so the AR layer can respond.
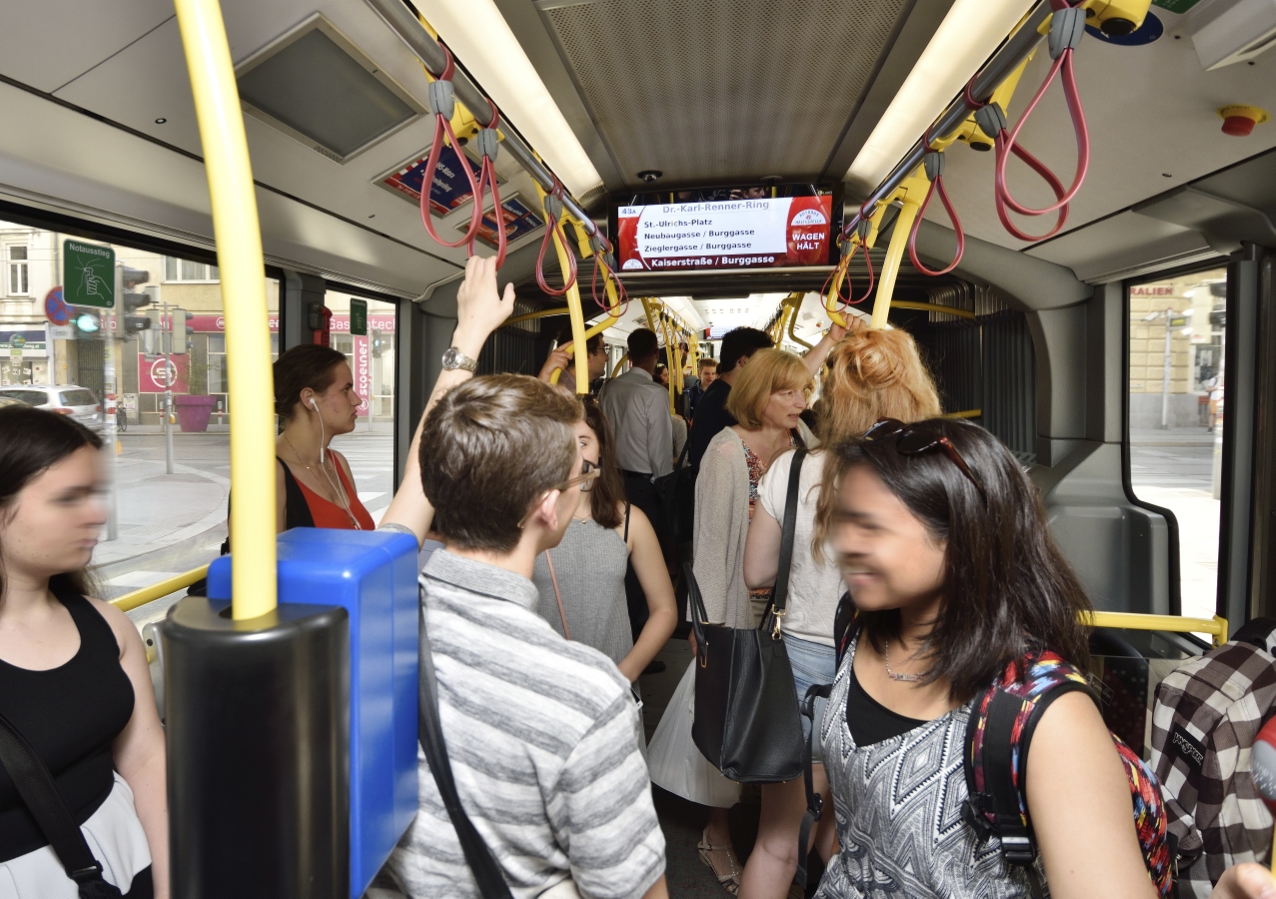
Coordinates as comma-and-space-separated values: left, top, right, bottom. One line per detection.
640, 636, 825, 898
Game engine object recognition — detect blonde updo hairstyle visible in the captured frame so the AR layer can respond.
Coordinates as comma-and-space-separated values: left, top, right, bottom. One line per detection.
810, 326, 942, 561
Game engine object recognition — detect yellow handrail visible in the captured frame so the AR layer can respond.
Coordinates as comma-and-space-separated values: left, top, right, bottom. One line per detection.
892, 300, 976, 321
787, 294, 814, 350
870, 172, 927, 330
110, 565, 211, 613
174, 0, 275, 619
943, 408, 982, 419
505, 307, 570, 327
611, 351, 629, 379
1085, 612, 1228, 646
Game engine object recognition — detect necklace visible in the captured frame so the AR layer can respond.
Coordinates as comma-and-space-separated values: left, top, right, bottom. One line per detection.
884, 640, 925, 683
283, 434, 322, 473
282, 434, 362, 529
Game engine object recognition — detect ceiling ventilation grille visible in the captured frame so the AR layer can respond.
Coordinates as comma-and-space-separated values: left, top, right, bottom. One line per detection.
542, 0, 909, 186
236, 15, 423, 164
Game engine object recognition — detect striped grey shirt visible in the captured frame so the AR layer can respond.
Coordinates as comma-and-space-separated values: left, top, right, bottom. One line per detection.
387, 550, 665, 899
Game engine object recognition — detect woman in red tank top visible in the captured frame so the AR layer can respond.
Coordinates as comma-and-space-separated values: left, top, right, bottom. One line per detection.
272, 345, 375, 532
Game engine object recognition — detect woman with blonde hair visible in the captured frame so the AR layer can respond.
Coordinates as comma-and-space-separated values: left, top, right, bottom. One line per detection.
649, 348, 816, 894
737, 322, 941, 899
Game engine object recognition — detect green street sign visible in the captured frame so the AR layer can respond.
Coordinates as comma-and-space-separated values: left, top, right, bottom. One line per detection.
63, 239, 116, 308
350, 299, 368, 336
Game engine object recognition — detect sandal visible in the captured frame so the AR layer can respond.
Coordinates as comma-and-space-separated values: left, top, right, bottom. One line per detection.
697, 826, 742, 895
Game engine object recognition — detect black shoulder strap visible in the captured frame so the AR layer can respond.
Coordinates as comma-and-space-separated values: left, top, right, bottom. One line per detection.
624, 502, 631, 541
0, 711, 121, 897
769, 448, 808, 617
795, 682, 831, 891
417, 601, 515, 899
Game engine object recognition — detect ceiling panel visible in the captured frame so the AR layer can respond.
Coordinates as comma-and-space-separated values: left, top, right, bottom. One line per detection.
928, 9, 1276, 253
0, 0, 173, 94
540, 0, 912, 187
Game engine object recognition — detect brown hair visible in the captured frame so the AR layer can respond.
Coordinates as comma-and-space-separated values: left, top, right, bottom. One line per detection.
419, 375, 582, 552
725, 348, 813, 429
816, 420, 1092, 702
581, 399, 625, 530
810, 328, 942, 559
698, 357, 718, 370
274, 344, 348, 421
0, 406, 103, 601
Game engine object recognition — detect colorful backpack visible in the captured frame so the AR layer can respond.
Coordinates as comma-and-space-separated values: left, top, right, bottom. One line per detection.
962, 653, 1173, 898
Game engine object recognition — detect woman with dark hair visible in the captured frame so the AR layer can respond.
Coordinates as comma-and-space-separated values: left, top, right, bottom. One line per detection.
531, 399, 677, 681
0, 406, 167, 897
270, 343, 374, 532
812, 418, 1275, 899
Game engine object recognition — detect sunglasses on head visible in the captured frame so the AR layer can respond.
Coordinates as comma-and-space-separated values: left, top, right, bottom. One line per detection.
863, 418, 988, 502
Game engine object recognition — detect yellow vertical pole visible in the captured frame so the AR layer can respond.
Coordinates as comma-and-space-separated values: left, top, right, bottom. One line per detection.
174, 0, 275, 619
870, 197, 922, 330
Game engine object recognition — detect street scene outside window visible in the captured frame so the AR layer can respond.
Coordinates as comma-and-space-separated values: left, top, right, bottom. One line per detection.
1127, 267, 1227, 622
0, 221, 284, 628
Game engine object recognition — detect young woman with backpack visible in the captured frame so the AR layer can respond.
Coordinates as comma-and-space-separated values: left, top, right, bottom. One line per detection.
812, 417, 1276, 899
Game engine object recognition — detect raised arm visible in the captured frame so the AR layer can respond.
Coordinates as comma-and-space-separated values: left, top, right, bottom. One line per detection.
381, 256, 516, 544
800, 320, 849, 378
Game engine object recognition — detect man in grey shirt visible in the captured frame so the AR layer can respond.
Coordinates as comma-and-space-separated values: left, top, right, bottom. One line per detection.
387, 374, 667, 899
599, 328, 674, 645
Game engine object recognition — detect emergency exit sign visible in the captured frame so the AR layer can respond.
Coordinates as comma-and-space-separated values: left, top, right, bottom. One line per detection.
350, 299, 368, 336
63, 239, 116, 308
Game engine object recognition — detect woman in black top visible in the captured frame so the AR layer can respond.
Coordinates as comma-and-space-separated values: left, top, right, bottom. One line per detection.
0, 406, 167, 897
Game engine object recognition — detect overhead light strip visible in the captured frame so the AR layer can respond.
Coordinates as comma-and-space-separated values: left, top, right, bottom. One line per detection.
410, 0, 603, 197
845, 0, 1040, 193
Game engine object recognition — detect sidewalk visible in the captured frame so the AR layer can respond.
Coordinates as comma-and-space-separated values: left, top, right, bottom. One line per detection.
1130, 426, 1218, 447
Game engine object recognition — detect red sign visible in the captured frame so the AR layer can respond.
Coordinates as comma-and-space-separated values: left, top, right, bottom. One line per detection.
185, 313, 394, 332
138, 353, 190, 393
353, 335, 371, 418
1131, 286, 1175, 296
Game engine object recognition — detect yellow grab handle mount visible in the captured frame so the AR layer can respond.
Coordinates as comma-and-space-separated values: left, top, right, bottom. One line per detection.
174, 0, 276, 619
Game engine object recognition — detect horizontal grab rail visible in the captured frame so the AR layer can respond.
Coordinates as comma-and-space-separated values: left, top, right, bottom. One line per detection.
110, 564, 210, 613
1085, 611, 1228, 646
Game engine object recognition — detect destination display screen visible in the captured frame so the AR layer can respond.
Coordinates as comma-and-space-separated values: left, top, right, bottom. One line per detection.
616, 194, 836, 272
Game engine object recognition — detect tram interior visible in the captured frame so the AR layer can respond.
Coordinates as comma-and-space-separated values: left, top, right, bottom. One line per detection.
3, 0, 1276, 894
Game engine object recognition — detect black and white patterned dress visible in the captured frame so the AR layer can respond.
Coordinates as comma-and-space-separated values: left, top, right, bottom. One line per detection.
814, 633, 1045, 898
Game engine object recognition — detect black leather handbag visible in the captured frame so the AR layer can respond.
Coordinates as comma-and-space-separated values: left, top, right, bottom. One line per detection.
688, 447, 808, 783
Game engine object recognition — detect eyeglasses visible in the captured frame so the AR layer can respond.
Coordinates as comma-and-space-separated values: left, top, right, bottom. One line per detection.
863, 418, 988, 502
518, 460, 601, 528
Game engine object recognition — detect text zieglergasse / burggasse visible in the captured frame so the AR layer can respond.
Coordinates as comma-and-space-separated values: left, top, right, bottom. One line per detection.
629, 200, 791, 257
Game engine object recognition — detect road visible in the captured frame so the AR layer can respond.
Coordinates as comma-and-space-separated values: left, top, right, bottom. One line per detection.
92, 428, 395, 627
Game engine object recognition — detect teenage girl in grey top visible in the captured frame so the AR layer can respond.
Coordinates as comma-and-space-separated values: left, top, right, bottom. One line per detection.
532, 399, 677, 682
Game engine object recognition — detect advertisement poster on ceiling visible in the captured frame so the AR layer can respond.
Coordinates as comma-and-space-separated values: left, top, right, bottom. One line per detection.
616, 195, 834, 272
473, 195, 545, 250
379, 146, 487, 216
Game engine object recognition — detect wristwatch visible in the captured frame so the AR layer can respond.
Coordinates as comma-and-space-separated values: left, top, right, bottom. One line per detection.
441, 347, 478, 373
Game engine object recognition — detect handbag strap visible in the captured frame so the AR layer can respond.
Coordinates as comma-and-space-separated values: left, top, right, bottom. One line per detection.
417, 601, 515, 899
544, 552, 571, 640
0, 710, 117, 894
769, 448, 808, 619
795, 682, 831, 891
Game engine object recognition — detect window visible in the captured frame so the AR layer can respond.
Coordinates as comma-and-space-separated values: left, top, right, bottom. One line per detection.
207, 333, 278, 395
58, 389, 97, 406
1127, 268, 1227, 620
7, 245, 29, 295
164, 256, 219, 282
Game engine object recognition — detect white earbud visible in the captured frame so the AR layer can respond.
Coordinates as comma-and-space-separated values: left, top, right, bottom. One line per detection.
309, 398, 318, 410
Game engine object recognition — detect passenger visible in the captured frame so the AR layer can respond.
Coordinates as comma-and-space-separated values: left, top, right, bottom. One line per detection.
812, 419, 1276, 899
655, 363, 670, 388
688, 324, 843, 472
537, 323, 608, 395
271, 344, 375, 531
599, 328, 674, 642
685, 357, 718, 419
0, 406, 167, 898
649, 348, 815, 895
738, 326, 941, 898
386, 375, 668, 899
531, 399, 678, 681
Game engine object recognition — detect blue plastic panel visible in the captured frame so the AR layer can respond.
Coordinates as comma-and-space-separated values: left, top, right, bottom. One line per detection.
208, 528, 419, 898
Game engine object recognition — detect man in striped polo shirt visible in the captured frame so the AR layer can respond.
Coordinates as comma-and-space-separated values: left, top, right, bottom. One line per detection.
387, 374, 668, 899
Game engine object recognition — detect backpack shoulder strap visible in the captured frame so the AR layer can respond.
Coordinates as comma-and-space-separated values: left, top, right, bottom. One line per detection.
963, 656, 1094, 876
417, 600, 514, 899
0, 711, 119, 895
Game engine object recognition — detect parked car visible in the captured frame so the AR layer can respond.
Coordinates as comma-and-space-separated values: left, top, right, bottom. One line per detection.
0, 384, 105, 433
0, 395, 25, 410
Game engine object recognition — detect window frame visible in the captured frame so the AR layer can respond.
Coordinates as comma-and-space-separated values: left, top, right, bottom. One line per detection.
5, 242, 30, 297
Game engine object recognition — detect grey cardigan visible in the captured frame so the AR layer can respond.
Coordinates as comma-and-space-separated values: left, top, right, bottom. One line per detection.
691, 423, 816, 630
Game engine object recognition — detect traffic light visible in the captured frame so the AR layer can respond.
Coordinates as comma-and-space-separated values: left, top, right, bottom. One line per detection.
122, 291, 152, 337
121, 266, 149, 289
72, 308, 102, 336
371, 328, 383, 358
172, 309, 192, 355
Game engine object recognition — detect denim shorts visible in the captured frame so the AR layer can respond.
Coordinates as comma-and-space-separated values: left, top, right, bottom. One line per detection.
784, 633, 837, 763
